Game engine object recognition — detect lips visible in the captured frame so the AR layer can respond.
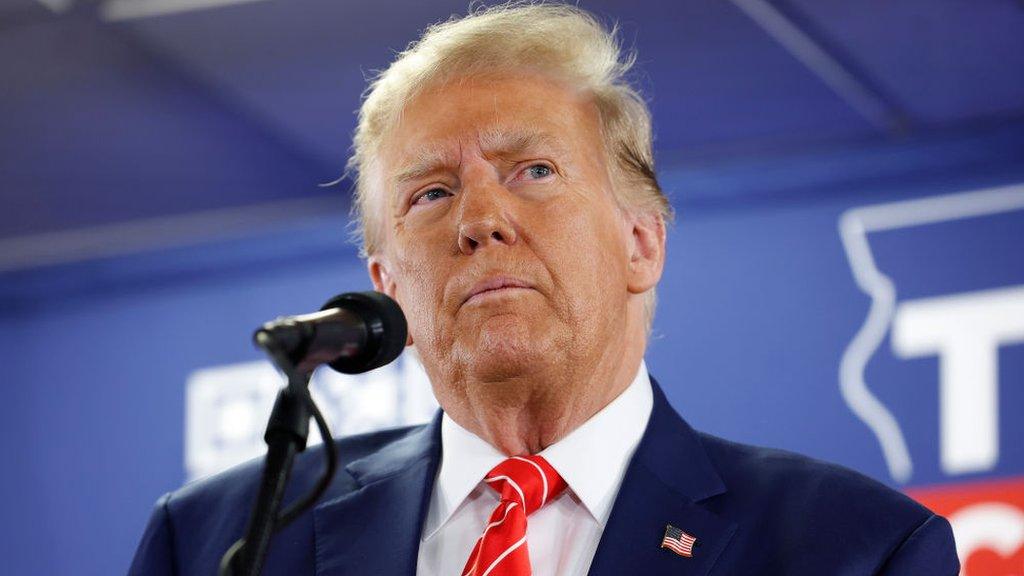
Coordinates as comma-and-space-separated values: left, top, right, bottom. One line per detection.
462, 276, 535, 305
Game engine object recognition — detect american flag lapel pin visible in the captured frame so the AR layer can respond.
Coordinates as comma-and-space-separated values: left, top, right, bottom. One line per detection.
661, 524, 698, 558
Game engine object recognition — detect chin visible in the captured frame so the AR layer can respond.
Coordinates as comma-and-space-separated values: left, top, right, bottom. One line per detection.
458, 314, 553, 380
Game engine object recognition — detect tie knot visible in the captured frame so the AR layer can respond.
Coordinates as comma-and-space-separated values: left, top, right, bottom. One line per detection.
484, 455, 566, 515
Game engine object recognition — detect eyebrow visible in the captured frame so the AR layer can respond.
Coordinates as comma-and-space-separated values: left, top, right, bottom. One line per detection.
478, 128, 566, 160
394, 146, 460, 185
394, 128, 567, 185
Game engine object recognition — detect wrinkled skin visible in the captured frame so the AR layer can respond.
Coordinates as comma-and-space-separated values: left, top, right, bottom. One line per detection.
367, 74, 665, 455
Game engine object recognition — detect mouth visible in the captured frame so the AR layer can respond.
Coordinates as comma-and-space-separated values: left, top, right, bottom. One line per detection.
462, 276, 535, 306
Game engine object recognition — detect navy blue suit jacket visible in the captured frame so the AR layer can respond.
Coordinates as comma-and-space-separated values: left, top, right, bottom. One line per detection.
130, 379, 959, 575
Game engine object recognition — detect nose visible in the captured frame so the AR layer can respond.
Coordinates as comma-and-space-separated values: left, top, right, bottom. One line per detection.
456, 186, 517, 255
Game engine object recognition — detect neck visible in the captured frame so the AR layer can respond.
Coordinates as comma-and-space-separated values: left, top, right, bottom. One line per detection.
436, 314, 647, 456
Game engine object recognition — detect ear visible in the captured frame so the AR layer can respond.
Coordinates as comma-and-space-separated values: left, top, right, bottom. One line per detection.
626, 211, 666, 295
367, 255, 415, 346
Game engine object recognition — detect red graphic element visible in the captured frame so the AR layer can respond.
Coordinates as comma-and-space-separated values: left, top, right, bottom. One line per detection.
962, 548, 1024, 576
906, 477, 1024, 576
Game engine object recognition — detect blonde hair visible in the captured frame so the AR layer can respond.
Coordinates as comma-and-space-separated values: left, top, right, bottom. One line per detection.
349, 2, 671, 326
350, 2, 670, 250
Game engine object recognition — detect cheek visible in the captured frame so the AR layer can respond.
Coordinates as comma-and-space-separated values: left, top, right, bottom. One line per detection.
393, 253, 441, 305
389, 237, 453, 337
530, 200, 630, 297
389, 215, 445, 281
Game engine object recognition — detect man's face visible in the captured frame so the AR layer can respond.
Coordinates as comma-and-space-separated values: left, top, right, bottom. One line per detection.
369, 73, 649, 391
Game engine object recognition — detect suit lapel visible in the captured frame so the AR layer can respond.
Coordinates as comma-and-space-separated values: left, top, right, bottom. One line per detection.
588, 379, 737, 576
313, 413, 442, 576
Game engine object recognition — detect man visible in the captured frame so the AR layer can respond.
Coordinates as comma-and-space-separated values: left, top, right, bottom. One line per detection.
130, 4, 959, 575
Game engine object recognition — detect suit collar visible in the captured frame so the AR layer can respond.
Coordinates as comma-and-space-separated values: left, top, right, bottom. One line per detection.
588, 377, 736, 576
312, 412, 442, 576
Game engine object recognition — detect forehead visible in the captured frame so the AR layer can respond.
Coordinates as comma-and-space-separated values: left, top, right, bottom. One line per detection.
378, 74, 603, 177
393, 128, 571, 184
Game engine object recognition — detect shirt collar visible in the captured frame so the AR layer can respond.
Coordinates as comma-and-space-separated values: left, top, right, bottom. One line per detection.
424, 407, 507, 541
422, 361, 653, 540
539, 361, 652, 525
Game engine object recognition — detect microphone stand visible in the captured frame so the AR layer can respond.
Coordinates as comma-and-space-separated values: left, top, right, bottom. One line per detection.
218, 334, 338, 576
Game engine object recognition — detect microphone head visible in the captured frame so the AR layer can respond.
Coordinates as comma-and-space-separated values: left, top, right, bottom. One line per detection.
320, 291, 407, 374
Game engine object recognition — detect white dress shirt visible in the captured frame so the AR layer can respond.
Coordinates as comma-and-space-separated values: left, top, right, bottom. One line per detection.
416, 362, 654, 576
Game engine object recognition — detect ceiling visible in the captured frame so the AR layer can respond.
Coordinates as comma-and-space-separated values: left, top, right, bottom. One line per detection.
2, 0, 1023, 247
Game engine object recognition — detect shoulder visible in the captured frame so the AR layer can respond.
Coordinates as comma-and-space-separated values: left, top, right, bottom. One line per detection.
692, 432, 958, 574
129, 423, 429, 575
171, 423, 428, 513
698, 431, 931, 524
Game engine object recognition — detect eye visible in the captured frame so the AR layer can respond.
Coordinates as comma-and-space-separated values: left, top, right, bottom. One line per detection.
523, 164, 553, 180
412, 187, 452, 205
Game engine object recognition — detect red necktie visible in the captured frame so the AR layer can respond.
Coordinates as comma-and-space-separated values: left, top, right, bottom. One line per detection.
461, 455, 567, 576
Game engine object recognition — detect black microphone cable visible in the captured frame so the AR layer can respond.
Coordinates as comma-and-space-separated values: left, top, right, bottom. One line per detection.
217, 340, 337, 576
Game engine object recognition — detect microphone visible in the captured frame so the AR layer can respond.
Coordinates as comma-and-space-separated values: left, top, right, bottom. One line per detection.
254, 291, 407, 374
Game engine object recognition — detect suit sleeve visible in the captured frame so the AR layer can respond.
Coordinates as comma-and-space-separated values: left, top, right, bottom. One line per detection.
876, 514, 960, 576
128, 493, 177, 576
